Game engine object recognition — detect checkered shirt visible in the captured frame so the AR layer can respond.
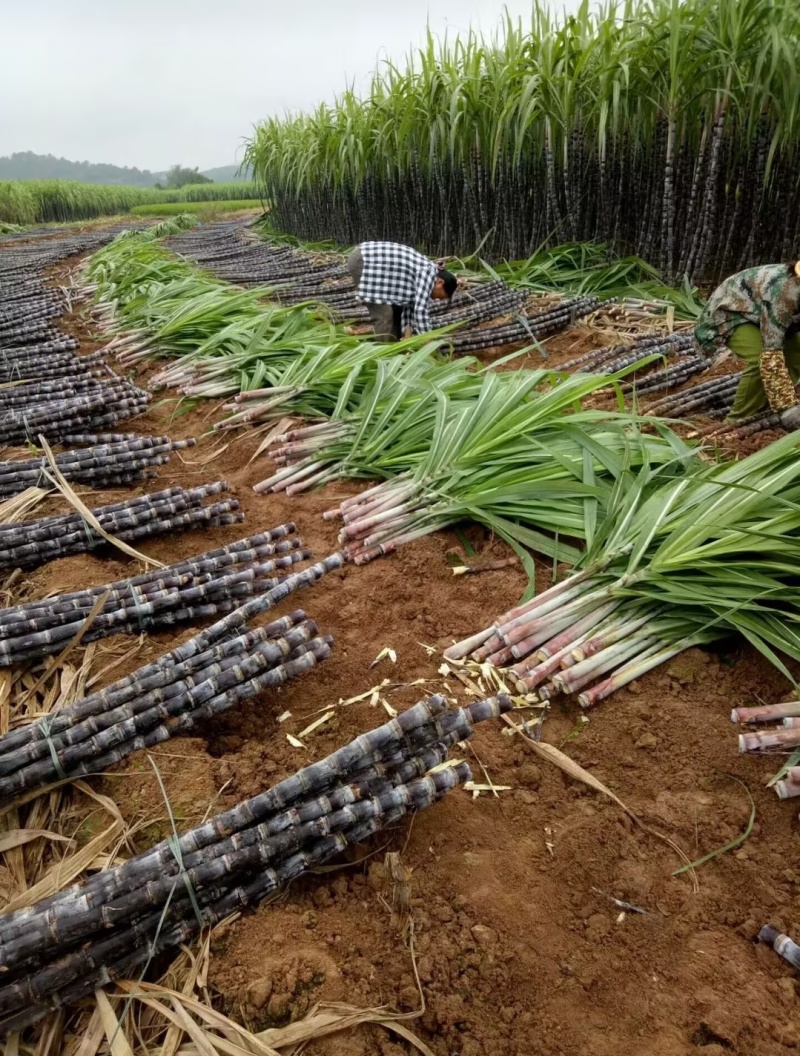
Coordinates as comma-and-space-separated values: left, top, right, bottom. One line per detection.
356, 242, 437, 334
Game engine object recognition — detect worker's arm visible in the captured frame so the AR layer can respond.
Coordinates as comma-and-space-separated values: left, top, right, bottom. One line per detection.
759, 304, 797, 412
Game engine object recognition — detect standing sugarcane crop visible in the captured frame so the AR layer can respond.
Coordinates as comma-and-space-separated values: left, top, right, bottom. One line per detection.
694, 262, 800, 426
346, 242, 457, 341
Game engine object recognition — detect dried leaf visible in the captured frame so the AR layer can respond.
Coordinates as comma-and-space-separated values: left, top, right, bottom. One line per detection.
296, 711, 334, 739
2, 817, 123, 911
0, 829, 73, 853
337, 679, 390, 707
74, 1008, 107, 1056
286, 734, 305, 749
95, 989, 135, 1056
463, 782, 513, 796
39, 435, 164, 568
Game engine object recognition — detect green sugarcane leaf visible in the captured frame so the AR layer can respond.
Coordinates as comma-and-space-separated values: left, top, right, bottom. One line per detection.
672, 777, 756, 876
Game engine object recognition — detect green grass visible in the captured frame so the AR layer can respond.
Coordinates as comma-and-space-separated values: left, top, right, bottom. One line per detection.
0, 179, 263, 225
131, 200, 265, 217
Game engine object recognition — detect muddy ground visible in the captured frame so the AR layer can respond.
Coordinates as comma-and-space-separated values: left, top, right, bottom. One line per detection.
4, 227, 800, 1056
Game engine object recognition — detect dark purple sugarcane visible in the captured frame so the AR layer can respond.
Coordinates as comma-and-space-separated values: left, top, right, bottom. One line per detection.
0, 635, 333, 802
0, 695, 508, 948
0, 768, 468, 1036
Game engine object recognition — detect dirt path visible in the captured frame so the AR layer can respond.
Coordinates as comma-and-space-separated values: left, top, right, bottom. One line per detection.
9, 244, 799, 1056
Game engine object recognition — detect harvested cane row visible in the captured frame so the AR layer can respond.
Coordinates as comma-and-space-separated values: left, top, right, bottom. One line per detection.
0, 223, 157, 444
0, 693, 510, 1036
0, 552, 344, 802
647, 373, 743, 419
164, 220, 610, 352
0, 338, 151, 445
0, 481, 240, 573
0, 433, 194, 499
0, 528, 325, 667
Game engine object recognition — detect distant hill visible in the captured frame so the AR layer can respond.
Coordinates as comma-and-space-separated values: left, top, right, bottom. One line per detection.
200, 164, 251, 182
0, 152, 250, 186
0, 152, 163, 186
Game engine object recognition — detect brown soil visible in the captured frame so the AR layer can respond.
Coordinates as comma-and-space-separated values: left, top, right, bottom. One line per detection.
7, 238, 800, 1056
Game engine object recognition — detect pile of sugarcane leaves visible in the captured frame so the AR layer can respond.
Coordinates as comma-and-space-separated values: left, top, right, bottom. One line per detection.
447, 431, 800, 708
0, 693, 509, 1036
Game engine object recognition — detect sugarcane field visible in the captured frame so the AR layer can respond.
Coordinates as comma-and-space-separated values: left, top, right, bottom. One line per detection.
4, 0, 800, 1053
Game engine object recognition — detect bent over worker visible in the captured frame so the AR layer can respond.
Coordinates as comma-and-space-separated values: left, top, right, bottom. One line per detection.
694, 262, 800, 428
347, 241, 457, 342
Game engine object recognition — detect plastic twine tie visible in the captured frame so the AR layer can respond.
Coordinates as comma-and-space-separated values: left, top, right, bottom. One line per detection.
128, 582, 153, 633
147, 755, 204, 928
38, 715, 67, 781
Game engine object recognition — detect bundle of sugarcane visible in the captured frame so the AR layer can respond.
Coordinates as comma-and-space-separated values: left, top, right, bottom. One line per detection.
0, 692, 510, 1036
165, 223, 369, 320
0, 374, 133, 413
0, 323, 64, 350
0, 482, 239, 572
0, 434, 195, 498
0, 611, 333, 803
0, 297, 63, 328
445, 432, 800, 708
603, 336, 696, 376
447, 296, 608, 353
430, 281, 527, 327
0, 304, 63, 329
0, 348, 101, 382
622, 357, 709, 397
0, 528, 329, 667
559, 331, 695, 374
689, 410, 781, 442
0, 381, 151, 445
731, 700, 800, 798
0, 345, 91, 378
647, 374, 742, 418
252, 349, 498, 494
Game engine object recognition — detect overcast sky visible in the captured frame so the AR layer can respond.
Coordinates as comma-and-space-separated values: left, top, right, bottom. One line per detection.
0, 0, 566, 172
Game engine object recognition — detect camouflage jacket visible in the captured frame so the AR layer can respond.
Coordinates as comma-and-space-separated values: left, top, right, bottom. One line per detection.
695, 265, 800, 411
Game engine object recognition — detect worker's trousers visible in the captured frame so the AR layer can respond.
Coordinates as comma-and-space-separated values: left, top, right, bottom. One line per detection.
347, 248, 402, 342
727, 324, 800, 420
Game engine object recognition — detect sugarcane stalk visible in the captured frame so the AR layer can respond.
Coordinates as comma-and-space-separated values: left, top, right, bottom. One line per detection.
731, 700, 800, 724
757, 925, 800, 968
738, 726, 800, 753
577, 635, 704, 708
549, 631, 659, 696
